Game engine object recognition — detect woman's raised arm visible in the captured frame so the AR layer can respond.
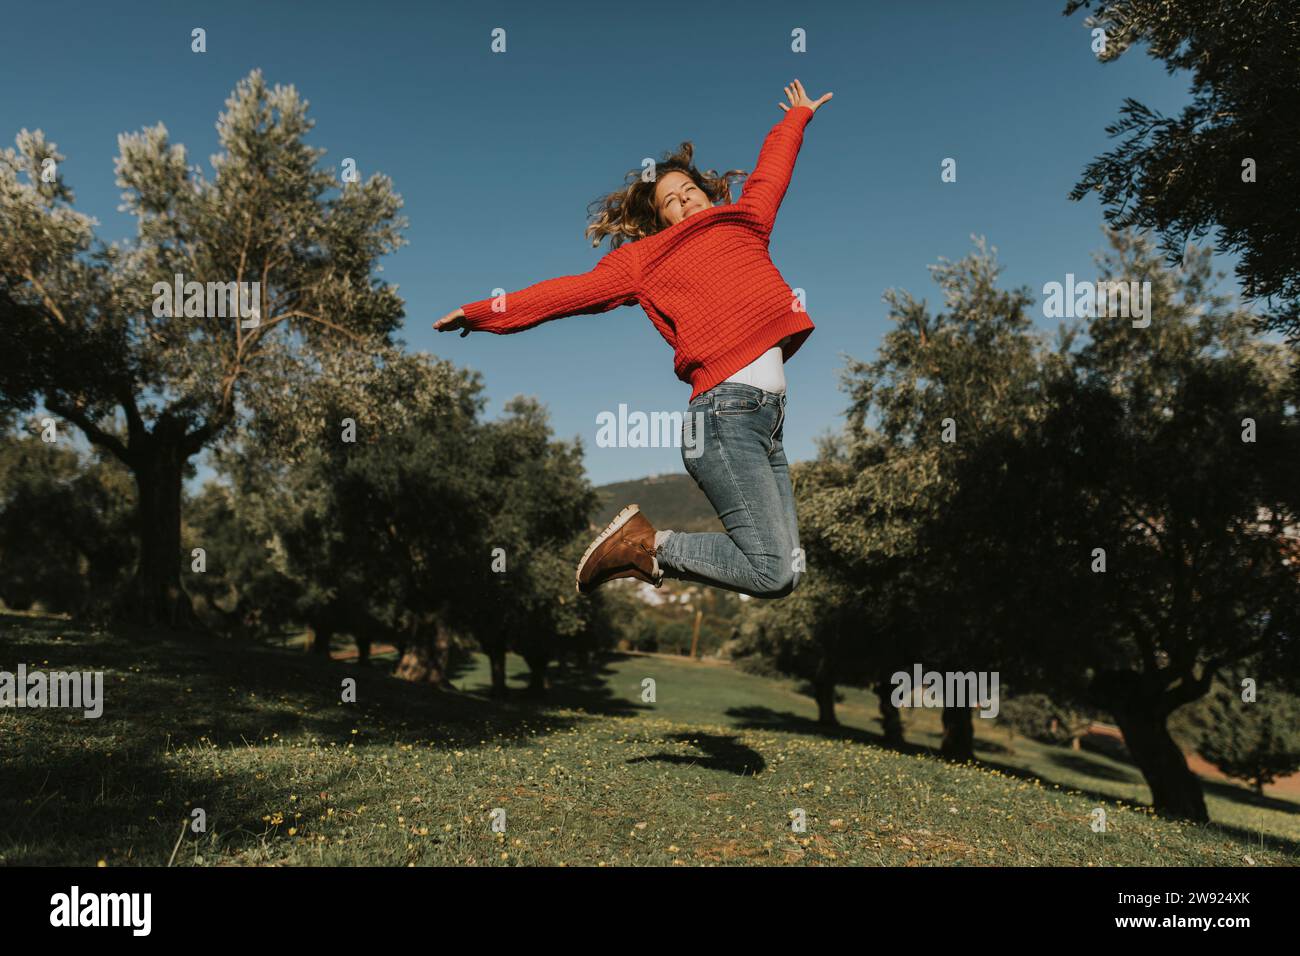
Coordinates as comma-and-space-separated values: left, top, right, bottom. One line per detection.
739, 79, 833, 235
436, 242, 639, 337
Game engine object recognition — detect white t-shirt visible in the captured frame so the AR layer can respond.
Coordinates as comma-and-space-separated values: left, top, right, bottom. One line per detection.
723, 345, 786, 394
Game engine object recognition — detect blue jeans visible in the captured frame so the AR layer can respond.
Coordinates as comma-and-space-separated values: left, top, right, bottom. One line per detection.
655, 382, 802, 598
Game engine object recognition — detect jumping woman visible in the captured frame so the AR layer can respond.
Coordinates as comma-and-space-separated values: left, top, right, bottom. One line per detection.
435, 79, 832, 598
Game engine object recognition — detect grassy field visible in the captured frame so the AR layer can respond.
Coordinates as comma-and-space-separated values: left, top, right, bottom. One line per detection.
2, 609, 1297, 866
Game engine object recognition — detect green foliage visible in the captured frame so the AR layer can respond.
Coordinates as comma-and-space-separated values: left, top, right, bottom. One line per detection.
0, 421, 134, 617
0, 68, 407, 439
210, 345, 614, 672
999, 692, 1094, 747
946, 231, 1299, 710
182, 480, 300, 637
736, 562, 866, 685
799, 236, 1051, 689
1191, 682, 1300, 793
213, 347, 479, 642
1064, 0, 1300, 344
1, 70, 411, 623
935, 231, 1298, 819
797, 227, 1298, 818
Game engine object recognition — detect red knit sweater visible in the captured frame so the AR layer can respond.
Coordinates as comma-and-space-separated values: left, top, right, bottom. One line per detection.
460, 105, 817, 401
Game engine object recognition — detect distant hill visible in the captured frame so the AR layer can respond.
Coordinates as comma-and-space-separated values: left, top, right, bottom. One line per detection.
591, 473, 724, 532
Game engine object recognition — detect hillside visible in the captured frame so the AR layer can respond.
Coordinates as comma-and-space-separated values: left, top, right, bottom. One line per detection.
2, 610, 1296, 866
591, 473, 723, 532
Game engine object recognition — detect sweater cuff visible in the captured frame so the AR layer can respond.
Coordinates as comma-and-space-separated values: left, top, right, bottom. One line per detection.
461, 298, 497, 328
785, 105, 814, 129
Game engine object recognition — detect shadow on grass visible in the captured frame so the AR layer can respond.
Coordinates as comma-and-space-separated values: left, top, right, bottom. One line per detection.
486, 653, 645, 718
1046, 751, 1141, 784
971, 737, 1013, 757
1034, 731, 1299, 818
626, 732, 766, 776
1199, 820, 1300, 857
8, 613, 1296, 862
0, 611, 614, 863
1200, 777, 1300, 816
722, 696, 1300, 856
726, 703, 1015, 756
724, 704, 942, 758
967, 752, 1300, 857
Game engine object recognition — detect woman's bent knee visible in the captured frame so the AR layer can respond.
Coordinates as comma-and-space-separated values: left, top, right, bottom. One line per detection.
751, 563, 798, 599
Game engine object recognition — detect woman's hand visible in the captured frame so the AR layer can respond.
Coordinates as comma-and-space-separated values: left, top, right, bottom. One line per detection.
434, 307, 470, 337
779, 79, 832, 115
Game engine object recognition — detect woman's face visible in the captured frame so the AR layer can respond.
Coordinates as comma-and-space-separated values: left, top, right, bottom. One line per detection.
654, 170, 709, 226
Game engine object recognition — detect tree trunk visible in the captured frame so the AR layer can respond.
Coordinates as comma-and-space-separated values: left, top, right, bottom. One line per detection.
307, 617, 334, 656
487, 645, 508, 699
523, 652, 549, 697
812, 659, 838, 726
941, 705, 975, 761
394, 613, 453, 687
391, 615, 408, 674
877, 684, 905, 747
1110, 708, 1209, 821
117, 442, 199, 629
343, 607, 384, 666
1092, 669, 1208, 822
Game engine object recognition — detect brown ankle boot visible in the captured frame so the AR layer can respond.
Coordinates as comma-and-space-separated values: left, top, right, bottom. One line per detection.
575, 504, 663, 594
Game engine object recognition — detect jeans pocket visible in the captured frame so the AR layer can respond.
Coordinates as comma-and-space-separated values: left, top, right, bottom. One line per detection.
714, 396, 762, 415
682, 409, 704, 471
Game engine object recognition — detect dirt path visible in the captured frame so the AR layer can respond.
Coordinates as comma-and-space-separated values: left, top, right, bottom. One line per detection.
329, 643, 397, 661
1086, 722, 1300, 797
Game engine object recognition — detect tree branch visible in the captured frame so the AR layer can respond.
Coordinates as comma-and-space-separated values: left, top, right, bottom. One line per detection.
114, 383, 146, 445
20, 271, 68, 327
44, 396, 131, 464
251, 310, 368, 345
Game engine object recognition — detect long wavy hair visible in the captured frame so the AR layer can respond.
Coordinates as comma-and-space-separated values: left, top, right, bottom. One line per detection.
584, 141, 748, 249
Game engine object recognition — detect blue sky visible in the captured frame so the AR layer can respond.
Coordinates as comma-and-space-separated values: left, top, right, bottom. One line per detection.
2, 0, 1235, 487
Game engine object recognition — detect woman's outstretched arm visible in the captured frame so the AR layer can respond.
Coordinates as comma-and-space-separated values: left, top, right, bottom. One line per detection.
738, 79, 833, 236
436, 242, 639, 337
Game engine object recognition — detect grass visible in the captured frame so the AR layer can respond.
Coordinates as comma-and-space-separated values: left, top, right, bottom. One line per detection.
2, 609, 1296, 866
